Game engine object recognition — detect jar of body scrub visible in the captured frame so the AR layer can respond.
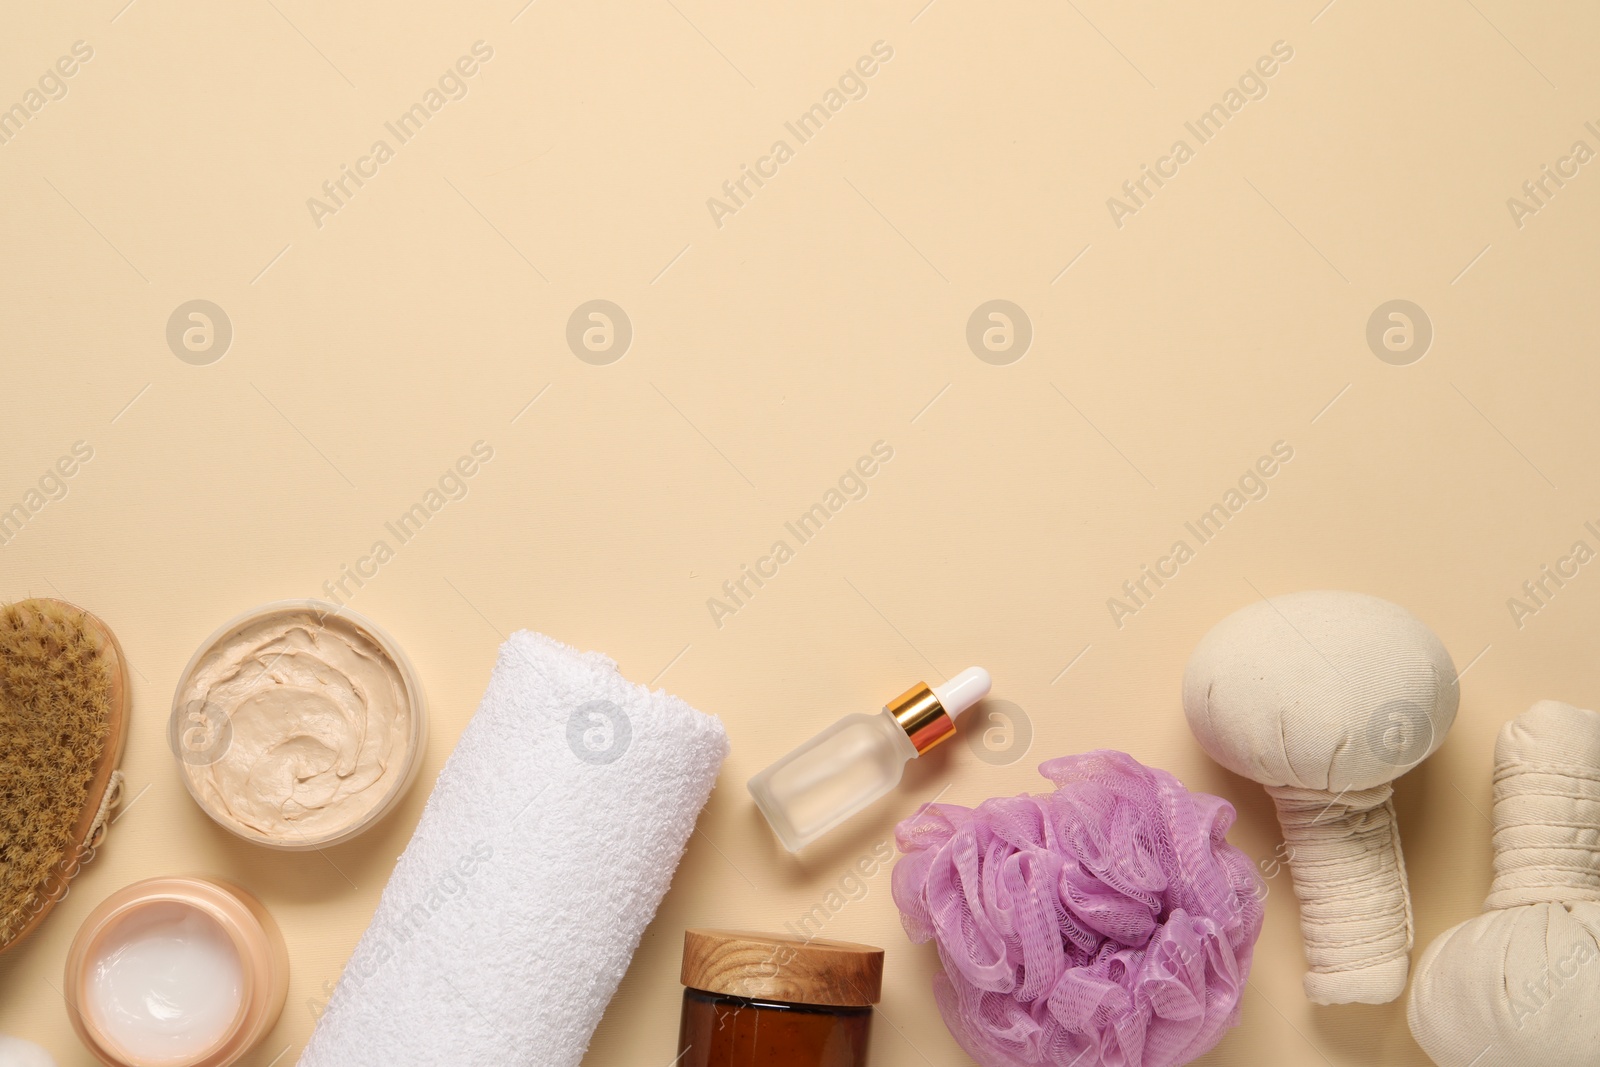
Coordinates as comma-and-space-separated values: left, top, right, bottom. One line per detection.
678, 929, 882, 1067
170, 600, 427, 849
64, 878, 289, 1067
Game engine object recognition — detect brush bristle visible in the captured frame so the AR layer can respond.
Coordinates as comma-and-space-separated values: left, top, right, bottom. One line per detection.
0, 600, 113, 947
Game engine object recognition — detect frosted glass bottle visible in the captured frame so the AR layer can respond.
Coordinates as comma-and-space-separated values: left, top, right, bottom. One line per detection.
749, 668, 990, 852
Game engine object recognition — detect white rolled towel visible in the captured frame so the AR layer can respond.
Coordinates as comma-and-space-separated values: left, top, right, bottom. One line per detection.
299, 631, 729, 1067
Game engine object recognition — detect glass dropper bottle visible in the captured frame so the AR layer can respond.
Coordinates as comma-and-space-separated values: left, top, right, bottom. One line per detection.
748, 667, 991, 852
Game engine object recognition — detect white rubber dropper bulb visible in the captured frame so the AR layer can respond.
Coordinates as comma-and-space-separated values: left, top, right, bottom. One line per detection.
933, 667, 991, 720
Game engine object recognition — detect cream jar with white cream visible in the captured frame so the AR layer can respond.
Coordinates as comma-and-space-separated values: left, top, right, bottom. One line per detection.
170, 601, 427, 849
64, 878, 288, 1067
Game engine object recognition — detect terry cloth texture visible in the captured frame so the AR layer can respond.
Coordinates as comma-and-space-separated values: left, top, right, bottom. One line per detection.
299, 630, 729, 1067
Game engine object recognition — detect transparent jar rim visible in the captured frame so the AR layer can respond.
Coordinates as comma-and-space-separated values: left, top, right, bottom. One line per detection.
682, 987, 874, 1015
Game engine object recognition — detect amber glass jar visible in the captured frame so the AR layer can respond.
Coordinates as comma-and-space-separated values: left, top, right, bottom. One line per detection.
678, 929, 883, 1067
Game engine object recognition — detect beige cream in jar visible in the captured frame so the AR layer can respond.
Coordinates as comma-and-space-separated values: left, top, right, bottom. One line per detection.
171, 601, 426, 849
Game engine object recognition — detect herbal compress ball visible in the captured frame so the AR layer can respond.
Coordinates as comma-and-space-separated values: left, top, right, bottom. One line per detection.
1408, 701, 1600, 1067
1182, 590, 1458, 1004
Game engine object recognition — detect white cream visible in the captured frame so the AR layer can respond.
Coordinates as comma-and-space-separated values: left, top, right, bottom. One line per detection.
86, 902, 244, 1062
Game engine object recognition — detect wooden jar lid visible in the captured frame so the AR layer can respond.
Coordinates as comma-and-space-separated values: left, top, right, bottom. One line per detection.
681, 929, 884, 1007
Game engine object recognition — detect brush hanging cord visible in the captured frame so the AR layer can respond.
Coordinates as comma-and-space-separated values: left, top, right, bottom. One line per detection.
85, 771, 123, 850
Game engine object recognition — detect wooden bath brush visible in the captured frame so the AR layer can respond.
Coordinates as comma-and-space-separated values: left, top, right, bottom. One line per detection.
0, 598, 129, 954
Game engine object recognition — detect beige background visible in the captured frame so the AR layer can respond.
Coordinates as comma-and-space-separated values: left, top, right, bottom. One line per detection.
3, 0, 1598, 1064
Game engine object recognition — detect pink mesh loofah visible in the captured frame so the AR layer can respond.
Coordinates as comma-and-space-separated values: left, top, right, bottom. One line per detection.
892, 751, 1264, 1067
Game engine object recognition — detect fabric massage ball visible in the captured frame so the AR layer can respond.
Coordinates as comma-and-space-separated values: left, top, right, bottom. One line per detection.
1407, 700, 1600, 1067
1182, 590, 1458, 1005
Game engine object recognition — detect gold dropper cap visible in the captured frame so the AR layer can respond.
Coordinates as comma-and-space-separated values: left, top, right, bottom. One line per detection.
887, 682, 956, 754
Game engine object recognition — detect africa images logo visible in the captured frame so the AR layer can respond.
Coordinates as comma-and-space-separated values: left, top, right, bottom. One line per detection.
305, 42, 495, 229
